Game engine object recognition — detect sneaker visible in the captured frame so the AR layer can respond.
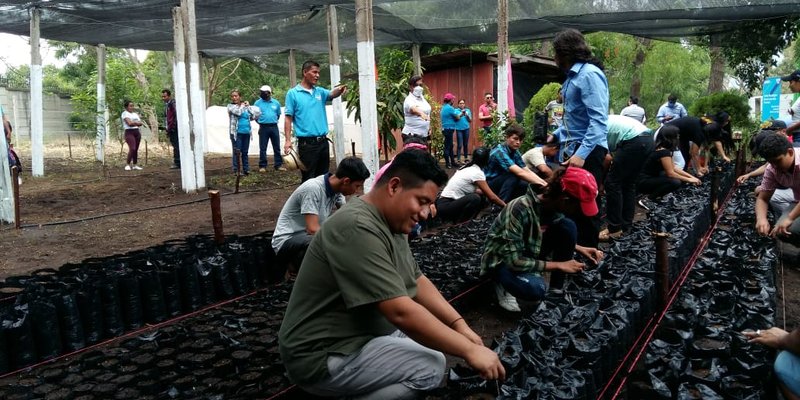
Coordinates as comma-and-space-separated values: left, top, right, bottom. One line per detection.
495, 284, 521, 312
124, 165, 132, 171
132, 165, 143, 170
637, 198, 651, 211
259, 168, 266, 173
243, 170, 250, 176
275, 166, 287, 171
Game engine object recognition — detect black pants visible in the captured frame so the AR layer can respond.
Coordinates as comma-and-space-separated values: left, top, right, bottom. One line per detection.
605, 135, 653, 233
435, 194, 486, 223
168, 128, 180, 166
276, 234, 314, 274
298, 137, 330, 182
637, 175, 681, 199
487, 172, 529, 203
567, 145, 608, 248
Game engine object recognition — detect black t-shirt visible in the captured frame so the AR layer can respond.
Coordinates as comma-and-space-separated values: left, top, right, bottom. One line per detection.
666, 116, 705, 146
640, 148, 672, 178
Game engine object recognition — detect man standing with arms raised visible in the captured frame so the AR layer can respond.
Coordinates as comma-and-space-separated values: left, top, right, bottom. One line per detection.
284, 61, 347, 182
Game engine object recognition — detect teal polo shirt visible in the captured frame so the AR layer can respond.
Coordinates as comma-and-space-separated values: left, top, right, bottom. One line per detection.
285, 84, 331, 137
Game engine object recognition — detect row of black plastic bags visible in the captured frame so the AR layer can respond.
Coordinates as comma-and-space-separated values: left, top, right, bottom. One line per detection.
0, 232, 278, 373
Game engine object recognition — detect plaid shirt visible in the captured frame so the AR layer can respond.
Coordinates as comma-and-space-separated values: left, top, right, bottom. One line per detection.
484, 143, 525, 180
481, 184, 552, 275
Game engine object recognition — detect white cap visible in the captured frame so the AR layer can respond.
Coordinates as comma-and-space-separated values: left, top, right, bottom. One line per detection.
259, 85, 272, 93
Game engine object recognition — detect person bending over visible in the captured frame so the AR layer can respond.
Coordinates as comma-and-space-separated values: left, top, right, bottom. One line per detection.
522, 134, 560, 180
754, 133, 800, 244
279, 150, 504, 398
481, 167, 604, 312
636, 125, 701, 210
484, 124, 548, 202
744, 327, 800, 400
271, 157, 370, 275
436, 147, 506, 224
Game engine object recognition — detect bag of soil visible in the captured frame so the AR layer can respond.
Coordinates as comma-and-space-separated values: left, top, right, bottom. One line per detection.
117, 271, 143, 330
99, 277, 124, 338
676, 382, 723, 399
179, 260, 202, 311
138, 267, 166, 324
194, 257, 217, 305
54, 288, 85, 352
3, 303, 38, 369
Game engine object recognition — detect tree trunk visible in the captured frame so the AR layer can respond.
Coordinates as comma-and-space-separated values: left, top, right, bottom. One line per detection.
629, 36, 651, 99
707, 34, 725, 94
126, 49, 160, 142
538, 39, 552, 57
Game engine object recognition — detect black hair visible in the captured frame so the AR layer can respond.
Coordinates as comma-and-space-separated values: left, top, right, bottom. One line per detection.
758, 133, 793, 160
629, 95, 638, 104
668, 94, 678, 103
703, 121, 722, 142
335, 157, 371, 181
409, 75, 423, 89
655, 125, 679, 151
543, 168, 568, 199
301, 60, 320, 73
463, 147, 490, 169
230, 89, 241, 96
543, 134, 560, 147
375, 149, 448, 188
161, 89, 172, 96
123, 99, 133, 108
403, 136, 428, 147
749, 130, 776, 158
553, 29, 604, 71
504, 124, 526, 141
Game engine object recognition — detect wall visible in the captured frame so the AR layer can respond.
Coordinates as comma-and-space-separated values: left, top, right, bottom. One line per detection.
0, 87, 85, 143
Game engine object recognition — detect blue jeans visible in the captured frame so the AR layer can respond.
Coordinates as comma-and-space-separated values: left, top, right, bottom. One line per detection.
775, 350, 800, 397
258, 123, 282, 169
487, 171, 528, 203
456, 129, 469, 160
442, 128, 456, 166
494, 217, 578, 300
231, 133, 251, 173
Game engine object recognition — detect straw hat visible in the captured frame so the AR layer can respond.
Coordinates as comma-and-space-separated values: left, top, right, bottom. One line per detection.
283, 148, 307, 171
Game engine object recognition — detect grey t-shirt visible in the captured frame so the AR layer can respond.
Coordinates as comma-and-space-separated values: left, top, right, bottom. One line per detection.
271, 174, 345, 252
620, 104, 646, 123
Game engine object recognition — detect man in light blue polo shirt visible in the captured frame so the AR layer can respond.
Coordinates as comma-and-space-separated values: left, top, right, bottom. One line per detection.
283, 60, 347, 182
254, 85, 284, 172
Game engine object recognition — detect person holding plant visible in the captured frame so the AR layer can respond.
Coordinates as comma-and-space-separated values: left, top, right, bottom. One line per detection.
455, 99, 472, 164
121, 100, 144, 171
401, 75, 431, 144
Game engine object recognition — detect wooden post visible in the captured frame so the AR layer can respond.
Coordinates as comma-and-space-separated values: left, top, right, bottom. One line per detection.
208, 190, 224, 244
30, 7, 44, 176
328, 5, 346, 166
67, 133, 72, 159
288, 49, 297, 87
654, 232, 670, 308
144, 139, 148, 166
351, 141, 356, 157
412, 43, 422, 76
96, 44, 107, 163
735, 148, 745, 179
710, 166, 721, 213
355, 0, 380, 191
11, 166, 20, 229
234, 149, 242, 194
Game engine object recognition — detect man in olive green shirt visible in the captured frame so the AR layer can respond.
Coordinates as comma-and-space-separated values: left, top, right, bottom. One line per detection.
278, 150, 505, 398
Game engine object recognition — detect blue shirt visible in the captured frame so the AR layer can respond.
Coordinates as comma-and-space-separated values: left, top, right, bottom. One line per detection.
484, 143, 525, 180
237, 109, 252, 134
441, 103, 460, 130
254, 98, 282, 124
553, 62, 609, 161
285, 84, 331, 137
455, 108, 471, 131
656, 102, 687, 124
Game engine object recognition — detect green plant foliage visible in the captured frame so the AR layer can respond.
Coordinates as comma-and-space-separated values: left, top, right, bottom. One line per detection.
479, 111, 513, 151
522, 82, 561, 150
688, 91, 757, 133
428, 97, 443, 161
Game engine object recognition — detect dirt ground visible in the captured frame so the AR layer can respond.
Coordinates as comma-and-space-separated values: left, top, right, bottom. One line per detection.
1, 140, 799, 340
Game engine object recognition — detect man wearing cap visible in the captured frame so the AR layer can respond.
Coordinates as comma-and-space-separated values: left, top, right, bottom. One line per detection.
272, 157, 371, 276
254, 85, 284, 172
783, 70, 800, 145
481, 167, 604, 312
284, 60, 347, 182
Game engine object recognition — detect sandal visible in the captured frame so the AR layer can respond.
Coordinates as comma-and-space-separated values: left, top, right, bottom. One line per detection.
599, 228, 623, 242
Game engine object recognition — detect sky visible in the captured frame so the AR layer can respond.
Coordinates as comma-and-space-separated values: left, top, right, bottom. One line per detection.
0, 33, 68, 74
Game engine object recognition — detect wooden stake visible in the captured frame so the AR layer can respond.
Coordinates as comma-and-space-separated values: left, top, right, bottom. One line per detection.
654, 232, 670, 308
234, 149, 242, 194
208, 190, 224, 244
11, 166, 20, 229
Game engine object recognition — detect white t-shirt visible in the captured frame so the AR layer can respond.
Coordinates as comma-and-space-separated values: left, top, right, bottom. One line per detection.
121, 111, 141, 130
522, 147, 546, 171
402, 93, 431, 136
440, 165, 485, 200
791, 98, 800, 123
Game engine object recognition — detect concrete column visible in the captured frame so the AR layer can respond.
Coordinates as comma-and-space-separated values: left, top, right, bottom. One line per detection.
182, 0, 206, 190
30, 7, 44, 176
355, 0, 379, 191
172, 6, 197, 193
496, 0, 509, 118
328, 5, 346, 166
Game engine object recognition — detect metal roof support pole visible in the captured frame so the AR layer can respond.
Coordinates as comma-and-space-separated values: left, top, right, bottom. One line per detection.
95, 44, 106, 163
172, 6, 197, 193
327, 5, 346, 166
29, 7, 44, 176
355, 0, 379, 191
288, 49, 297, 87
495, 0, 509, 120
412, 44, 422, 77
182, 0, 205, 190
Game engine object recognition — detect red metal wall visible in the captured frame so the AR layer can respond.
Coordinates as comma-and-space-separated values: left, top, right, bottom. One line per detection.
424, 61, 494, 152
